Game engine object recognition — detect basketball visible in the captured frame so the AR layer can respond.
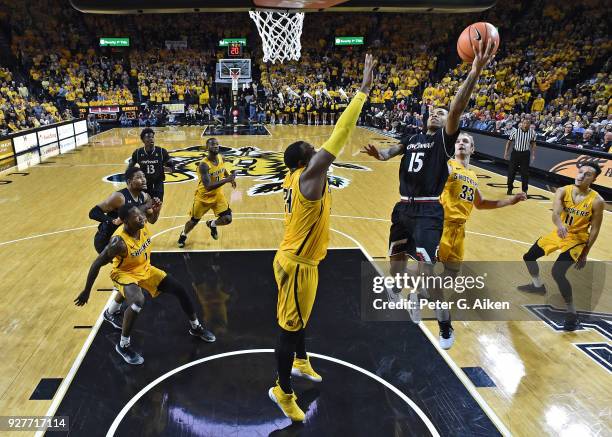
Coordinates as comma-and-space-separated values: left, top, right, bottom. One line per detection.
457, 22, 500, 62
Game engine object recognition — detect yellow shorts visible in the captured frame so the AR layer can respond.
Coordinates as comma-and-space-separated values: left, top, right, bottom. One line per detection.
438, 221, 465, 264
189, 191, 230, 220
273, 251, 319, 332
537, 231, 587, 262
111, 265, 167, 298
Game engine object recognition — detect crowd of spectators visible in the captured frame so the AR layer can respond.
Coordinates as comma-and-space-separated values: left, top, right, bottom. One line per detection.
0, 0, 609, 156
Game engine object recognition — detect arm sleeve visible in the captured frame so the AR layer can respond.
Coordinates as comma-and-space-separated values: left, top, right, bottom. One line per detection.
89, 205, 112, 224
509, 129, 516, 140
321, 91, 367, 157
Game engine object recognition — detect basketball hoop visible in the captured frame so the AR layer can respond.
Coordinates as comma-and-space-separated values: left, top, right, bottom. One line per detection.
249, 10, 304, 64
229, 68, 241, 92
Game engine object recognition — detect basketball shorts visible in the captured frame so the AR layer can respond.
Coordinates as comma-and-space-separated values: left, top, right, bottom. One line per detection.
536, 231, 588, 262
273, 251, 319, 332
438, 220, 466, 264
189, 191, 230, 220
388, 201, 444, 263
111, 265, 167, 298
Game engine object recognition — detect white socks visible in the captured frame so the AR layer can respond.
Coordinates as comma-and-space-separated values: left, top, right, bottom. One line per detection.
189, 318, 200, 329
531, 275, 543, 287
108, 297, 122, 314
120, 335, 130, 347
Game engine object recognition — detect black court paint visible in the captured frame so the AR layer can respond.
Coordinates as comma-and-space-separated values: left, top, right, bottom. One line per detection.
47, 250, 500, 436
462, 367, 496, 388
30, 378, 63, 400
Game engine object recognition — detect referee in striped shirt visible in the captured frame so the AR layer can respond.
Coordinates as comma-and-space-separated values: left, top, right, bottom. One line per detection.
504, 118, 537, 194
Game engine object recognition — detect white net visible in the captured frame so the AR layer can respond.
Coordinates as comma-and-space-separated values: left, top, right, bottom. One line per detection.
249, 10, 305, 64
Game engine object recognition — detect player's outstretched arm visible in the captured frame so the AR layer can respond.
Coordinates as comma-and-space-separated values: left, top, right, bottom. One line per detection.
474, 189, 527, 209
447, 38, 496, 136
576, 195, 604, 269
74, 237, 127, 306
552, 187, 568, 239
360, 142, 406, 161
301, 54, 376, 199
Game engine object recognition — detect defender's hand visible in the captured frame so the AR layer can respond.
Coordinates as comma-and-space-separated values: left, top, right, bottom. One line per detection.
557, 225, 568, 239
360, 144, 384, 160
74, 290, 91, 306
359, 54, 377, 95
511, 192, 528, 204
575, 246, 589, 270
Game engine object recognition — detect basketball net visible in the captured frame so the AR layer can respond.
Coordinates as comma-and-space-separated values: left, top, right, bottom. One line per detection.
229, 68, 241, 92
249, 10, 304, 63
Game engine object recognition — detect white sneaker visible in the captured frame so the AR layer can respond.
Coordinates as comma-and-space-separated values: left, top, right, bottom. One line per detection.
438, 321, 455, 350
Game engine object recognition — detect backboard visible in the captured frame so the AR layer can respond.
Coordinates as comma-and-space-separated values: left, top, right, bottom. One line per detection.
70, 0, 497, 14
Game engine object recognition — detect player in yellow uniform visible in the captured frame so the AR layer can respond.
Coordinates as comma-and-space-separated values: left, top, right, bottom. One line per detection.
268, 54, 376, 422
440, 133, 527, 266
75, 204, 215, 365
437, 132, 526, 349
178, 138, 236, 247
518, 162, 604, 330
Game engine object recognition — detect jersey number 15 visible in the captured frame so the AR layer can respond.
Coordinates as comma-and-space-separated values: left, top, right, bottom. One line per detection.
407, 152, 424, 173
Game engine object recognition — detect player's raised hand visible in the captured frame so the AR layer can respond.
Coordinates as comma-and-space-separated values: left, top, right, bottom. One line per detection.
151, 197, 162, 212
112, 217, 123, 226
511, 192, 528, 204
360, 144, 383, 160
471, 37, 496, 73
557, 224, 568, 239
359, 54, 377, 94
74, 289, 90, 306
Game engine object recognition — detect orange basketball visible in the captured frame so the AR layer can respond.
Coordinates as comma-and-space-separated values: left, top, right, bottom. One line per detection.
457, 22, 500, 63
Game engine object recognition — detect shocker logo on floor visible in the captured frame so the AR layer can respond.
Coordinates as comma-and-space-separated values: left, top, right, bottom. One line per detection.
104, 145, 370, 196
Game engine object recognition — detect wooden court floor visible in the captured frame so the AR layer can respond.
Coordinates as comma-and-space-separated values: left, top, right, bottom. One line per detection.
0, 125, 610, 436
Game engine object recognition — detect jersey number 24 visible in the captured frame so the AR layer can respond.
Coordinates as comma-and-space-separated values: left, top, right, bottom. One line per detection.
283, 188, 293, 213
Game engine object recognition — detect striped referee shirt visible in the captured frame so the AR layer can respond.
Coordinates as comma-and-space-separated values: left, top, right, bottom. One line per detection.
509, 127, 536, 152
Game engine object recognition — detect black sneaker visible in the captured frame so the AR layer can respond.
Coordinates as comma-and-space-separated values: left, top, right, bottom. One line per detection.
563, 313, 580, 331
438, 321, 455, 350
115, 343, 144, 365
189, 324, 216, 342
206, 220, 218, 240
517, 283, 547, 295
178, 233, 187, 248
103, 309, 122, 330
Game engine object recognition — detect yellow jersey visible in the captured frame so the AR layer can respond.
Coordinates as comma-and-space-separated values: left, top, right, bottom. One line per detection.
196, 155, 227, 199
440, 159, 479, 223
560, 185, 598, 236
111, 223, 153, 280
278, 167, 331, 263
